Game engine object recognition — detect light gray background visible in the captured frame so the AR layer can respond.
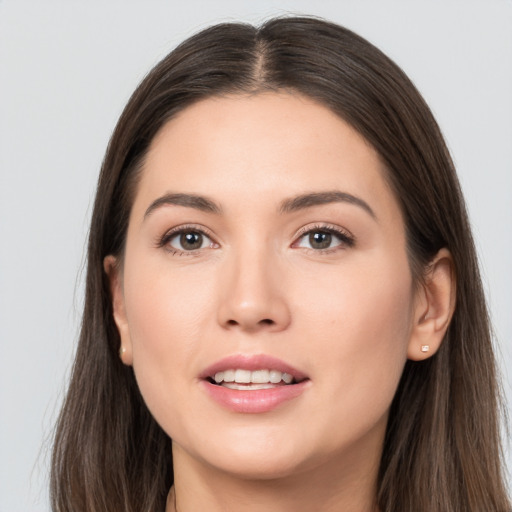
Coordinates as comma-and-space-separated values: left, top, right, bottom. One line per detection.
1, 1, 511, 510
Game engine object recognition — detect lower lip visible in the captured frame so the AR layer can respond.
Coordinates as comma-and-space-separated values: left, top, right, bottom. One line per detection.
201, 380, 310, 413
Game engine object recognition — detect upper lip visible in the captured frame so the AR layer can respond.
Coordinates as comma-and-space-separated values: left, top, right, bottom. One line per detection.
199, 354, 309, 382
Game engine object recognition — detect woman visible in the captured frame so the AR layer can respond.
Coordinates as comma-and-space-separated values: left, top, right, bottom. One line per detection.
50, 16, 511, 512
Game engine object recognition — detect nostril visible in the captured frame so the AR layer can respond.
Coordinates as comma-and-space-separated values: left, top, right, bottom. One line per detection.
223, 318, 278, 331
225, 318, 274, 327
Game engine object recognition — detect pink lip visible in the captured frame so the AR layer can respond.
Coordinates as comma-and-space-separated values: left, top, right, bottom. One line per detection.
199, 354, 310, 414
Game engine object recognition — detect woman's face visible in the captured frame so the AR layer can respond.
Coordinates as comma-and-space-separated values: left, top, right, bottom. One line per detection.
110, 92, 422, 480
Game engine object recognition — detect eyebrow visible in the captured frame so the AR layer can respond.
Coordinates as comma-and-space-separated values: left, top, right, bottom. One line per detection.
279, 191, 376, 220
144, 192, 222, 219
143, 190, 376, 221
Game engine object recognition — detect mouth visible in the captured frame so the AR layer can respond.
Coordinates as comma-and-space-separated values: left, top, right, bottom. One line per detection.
207, 368, 306, 390
199, 355, 310, 413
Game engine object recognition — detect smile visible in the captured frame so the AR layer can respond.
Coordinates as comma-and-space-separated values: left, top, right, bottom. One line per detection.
212, 369, 295, 389
200, 355, 310, 413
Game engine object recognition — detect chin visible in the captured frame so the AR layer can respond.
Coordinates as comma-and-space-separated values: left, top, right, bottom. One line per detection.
176, 426, 316, 480
204, 450, 311, 481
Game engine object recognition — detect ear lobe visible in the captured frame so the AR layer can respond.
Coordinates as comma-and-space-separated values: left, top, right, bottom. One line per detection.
407, 248, 456, 361
103, 255, 133, 366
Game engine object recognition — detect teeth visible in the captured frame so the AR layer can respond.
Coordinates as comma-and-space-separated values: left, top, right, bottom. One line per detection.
251, 369, 270, 383
282, 373, 293, 384
212, 369, 295, 385
223, 369, 235, 382
234, 369, 251, 383
223, 382, 275, 390
269, 370, 282, 383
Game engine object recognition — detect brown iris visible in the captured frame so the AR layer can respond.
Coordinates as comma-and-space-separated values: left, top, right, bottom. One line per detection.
180, 231, 203, 250
309, 231, 332, 249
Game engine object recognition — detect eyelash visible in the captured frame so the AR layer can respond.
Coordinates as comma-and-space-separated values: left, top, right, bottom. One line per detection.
293, 224, 356, 253
157, 223, 355, 256
157, 224, 217, 256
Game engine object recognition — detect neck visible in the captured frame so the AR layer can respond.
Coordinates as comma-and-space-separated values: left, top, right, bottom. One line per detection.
166, 442, 381, 512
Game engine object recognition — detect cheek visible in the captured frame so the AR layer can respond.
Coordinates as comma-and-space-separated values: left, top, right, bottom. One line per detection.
297, 251, 413, 346
294, 252, 413, 431
124, 254, 213, 345
121, 255, 216, 414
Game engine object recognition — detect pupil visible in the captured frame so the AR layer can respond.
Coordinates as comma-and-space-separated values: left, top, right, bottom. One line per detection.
309, 231, 331, 249
180, 232, 202, 250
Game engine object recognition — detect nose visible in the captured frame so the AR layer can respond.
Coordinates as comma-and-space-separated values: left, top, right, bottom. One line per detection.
216, 247, 291, 333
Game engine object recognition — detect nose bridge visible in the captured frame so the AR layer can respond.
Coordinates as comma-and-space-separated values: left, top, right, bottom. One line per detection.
216, 235, 291, 332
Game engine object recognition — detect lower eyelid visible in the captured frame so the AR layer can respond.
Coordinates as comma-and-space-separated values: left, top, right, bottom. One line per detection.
295, 236, 346, 250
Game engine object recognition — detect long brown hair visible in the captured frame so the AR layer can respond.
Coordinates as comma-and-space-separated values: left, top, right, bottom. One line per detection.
50, 16, 511, 511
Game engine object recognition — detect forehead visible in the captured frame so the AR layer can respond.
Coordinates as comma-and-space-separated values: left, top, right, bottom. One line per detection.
133, 91, 400, 221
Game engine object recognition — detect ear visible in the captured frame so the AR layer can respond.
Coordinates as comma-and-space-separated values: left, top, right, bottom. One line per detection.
407, 248, 456, 361
103, 255, 133, 366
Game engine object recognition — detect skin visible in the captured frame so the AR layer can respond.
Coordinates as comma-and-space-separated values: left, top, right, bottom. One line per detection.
105, 92, 455, 512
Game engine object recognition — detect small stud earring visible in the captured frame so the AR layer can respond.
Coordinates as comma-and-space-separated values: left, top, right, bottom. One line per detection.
421, 345, 430, 353
119, 346, 126, 358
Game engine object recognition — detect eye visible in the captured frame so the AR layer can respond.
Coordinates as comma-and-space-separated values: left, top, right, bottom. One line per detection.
171, 231, 208, 251
294, 225, 355, 251
160, 226, 217, 254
